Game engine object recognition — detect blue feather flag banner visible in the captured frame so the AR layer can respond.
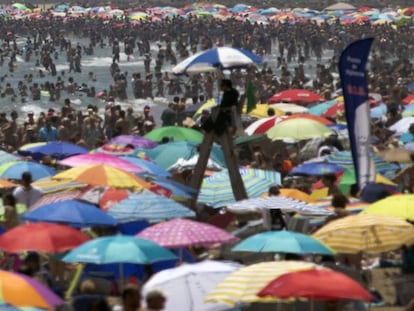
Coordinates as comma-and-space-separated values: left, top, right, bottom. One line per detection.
338, 38, 375, 191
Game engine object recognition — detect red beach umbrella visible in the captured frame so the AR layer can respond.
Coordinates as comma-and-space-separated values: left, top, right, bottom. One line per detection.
0, 223, 90, 253
258, 268, 373, 301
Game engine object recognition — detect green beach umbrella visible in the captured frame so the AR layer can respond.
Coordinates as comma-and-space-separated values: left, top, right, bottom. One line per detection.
144, 126, 203, 143
266, 118, 333, 141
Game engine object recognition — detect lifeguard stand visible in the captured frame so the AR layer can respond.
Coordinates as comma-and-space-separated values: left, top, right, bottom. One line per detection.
189, 106, 248, 206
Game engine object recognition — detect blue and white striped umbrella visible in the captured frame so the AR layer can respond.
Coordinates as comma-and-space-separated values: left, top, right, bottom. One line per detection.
107, 192, 195, 223
324, 151, 399, 179
198, 168, 281, 208
172, 47, 262, 75
227, 196, 332, 217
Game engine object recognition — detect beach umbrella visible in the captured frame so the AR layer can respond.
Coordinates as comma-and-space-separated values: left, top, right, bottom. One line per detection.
0, 151, 20, 165
321, 101, 345, 118
21, 199, 117, 227
205, 261, 318, 306
30, 189, 83, 210
324, 151, 399, 179
62, 235, 177, 264
258, 268, 373, 301
168, 155, 223, 173
136, 218, 237, 248
290, 162, 345, 176
0, 270, 63, 309
198, 168, 281, 208
268, 89, 325, 104
0, 223, 89, 253
244, 116, 285, 135
335, 169, 397, 195
361, 194, 414, 220
52, 164, 151, 190
121, 156, 171, 177
283, 113, 333, 125
142, 260, 241, 311
266, 118, 334, 141
91, 144, 138, 156
145, 141, 225, 170
0, 303, 45, 311
108, 135, 158, 149
31, 177, 85, 194
0, 161, 56, 181
18, 141, 88, 160
58, 153, 143, 173
107, 192, 195, 223
150, 178, 196, 200
270, 103, 309, 114
244, 103, 284, 118
11, 3, 27, 10
0, 179, 17, 188
226, 196, 331, 216
389, 116, 414, 134
144, 126, 203, 143
172, 47, 262, 75
312, 214, 414, 254
232, 230, 334, 255
308, 99, 338, 116
279, 188, 315, 203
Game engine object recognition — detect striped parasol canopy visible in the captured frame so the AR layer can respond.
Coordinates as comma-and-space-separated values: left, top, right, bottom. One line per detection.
198, 168, 281, 208
226, 196, 332, 217
313, 214, 414, 254
205, 261, 318, 306
324, 151, 399, 179
107, 192, 195, 223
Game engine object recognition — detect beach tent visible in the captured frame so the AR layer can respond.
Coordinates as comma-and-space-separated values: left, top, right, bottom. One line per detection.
324, 2, 356, 11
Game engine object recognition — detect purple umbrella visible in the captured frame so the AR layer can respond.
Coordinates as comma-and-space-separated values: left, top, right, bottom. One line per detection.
109, 135, 158, 149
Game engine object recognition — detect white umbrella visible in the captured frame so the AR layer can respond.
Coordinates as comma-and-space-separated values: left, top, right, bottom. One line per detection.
142, 260, 242, 311
168, 155, 223, 172
226, 196, 332, 217
270, 103, 309, 114
389, 116, 414, 135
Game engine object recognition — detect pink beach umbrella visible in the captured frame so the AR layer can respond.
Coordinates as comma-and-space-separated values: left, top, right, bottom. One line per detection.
58, 153, 143, 173
137, 218, 238, 248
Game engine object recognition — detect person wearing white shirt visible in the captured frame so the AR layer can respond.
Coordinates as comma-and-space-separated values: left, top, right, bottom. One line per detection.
12, 172, 43, 210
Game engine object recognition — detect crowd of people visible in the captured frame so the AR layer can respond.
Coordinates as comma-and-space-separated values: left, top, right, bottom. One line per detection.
0, 11, 411, 154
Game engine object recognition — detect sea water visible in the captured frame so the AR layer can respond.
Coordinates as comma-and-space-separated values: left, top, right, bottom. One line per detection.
3, 33, 335, 124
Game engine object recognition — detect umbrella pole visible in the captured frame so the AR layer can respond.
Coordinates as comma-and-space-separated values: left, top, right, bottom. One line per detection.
119, 262, 124, 292
310, 299, 314, 311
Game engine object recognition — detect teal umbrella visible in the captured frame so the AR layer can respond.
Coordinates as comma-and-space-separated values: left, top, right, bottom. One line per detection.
63, 235, 177, 264
145, 141, 225, 170
232, 230, 334, 255
308, 100, 337, 116
144, 126, 203, 143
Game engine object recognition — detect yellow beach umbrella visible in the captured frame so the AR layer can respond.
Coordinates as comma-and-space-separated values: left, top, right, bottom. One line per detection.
313, 214, 414, 254
205, 261, 318, 306
262, 188, 315, 203
361, 194, 414, 220
52, 164, 151, 190
244, 103, 284, 118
